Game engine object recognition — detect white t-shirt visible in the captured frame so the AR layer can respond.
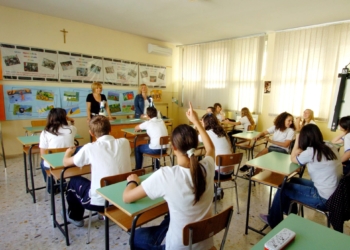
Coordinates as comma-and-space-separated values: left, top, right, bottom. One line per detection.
342, 133, 350, 161
198, 130, 232, 171
296, 145, 342, 199
141, 156, 215, 250
39, 125, 77, 168
216, 112, 225, 122
139, 117, 168, 149
235, 116, 251, 131
143, 99, 150, 115
73, 135, 131, 206
266, 126, 295, 151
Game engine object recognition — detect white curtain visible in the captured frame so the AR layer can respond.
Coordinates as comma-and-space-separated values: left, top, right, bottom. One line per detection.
179, 36, 265, 113
270, 22, 350, 119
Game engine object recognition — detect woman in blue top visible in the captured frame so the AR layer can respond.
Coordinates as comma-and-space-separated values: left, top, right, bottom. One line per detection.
134, 84, 152, 118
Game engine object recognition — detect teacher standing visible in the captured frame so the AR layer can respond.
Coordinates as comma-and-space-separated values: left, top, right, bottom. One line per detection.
134, 83, 152, 118
86, 82, 112, 123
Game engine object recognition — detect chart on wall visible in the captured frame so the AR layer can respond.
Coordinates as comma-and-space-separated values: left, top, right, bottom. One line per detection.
103, 58, 138, 86
2, 85, 138, 120
0, 44, 59, 81
139, 64, 166, 88
58, 52, 103, 83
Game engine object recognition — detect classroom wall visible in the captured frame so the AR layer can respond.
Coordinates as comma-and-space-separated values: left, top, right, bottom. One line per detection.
0, 6, 179, 156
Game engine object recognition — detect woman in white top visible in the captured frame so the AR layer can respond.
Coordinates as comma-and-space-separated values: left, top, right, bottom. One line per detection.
331, 115, 350, 175
123, 102, 215, 250
199, 113, 232, 179
260, 124, 342, 228
295, 109, 316, 131
39, 108, 77, 192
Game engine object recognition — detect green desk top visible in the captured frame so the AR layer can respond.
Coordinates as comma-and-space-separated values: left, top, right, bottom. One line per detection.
252, 214, 350, 250
17, 134, 83, 146
23, 126, 45, 133
121, 128, 147, 135
246, 152, 300, 176
231, 131, 261, 140
41, 152, 66, 169
110, 118, 171, 125
96, 173, 165, 217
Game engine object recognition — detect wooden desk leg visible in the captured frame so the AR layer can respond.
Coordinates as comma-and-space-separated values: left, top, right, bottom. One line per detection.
129, 214, 142, 250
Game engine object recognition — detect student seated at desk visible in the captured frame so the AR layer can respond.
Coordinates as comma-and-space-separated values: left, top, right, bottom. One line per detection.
295, 108, 316, 131
260, 124, 342, 228
39, 108, 77, 193
134, 107, 168, 170
331, 116, 350, 175
63, 115, 131, 227
199, 113, 232, 180
254, 112, 295, 157
214, 103, 225, 122
123, 102, 215, 250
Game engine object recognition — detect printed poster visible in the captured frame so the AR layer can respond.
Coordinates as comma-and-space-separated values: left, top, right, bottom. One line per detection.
139, 64, 166, 87
103, 59, 138, 85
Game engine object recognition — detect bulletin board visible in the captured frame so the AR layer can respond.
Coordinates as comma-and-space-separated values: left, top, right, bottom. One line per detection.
2, 84, 137, 120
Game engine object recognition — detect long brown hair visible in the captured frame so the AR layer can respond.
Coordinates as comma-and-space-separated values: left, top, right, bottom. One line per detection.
202, 113, 226, 138
171, 124, 207, 205
45, 108, 70, 136
241, 107, 255, 125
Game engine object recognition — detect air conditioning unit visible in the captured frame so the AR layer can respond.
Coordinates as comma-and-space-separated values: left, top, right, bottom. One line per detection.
148, 44, 172, 56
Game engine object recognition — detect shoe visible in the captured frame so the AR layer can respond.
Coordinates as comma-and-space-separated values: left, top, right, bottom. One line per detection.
242, 173, 252, 179
60, 210, 84, 227
259, 214, 270, 226
239, 165, 250, 172
98, 214, 105, 220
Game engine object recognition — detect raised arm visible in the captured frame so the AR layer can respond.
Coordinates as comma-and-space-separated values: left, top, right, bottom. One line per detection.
186, 102, 214, 159
86, 102, 92, 123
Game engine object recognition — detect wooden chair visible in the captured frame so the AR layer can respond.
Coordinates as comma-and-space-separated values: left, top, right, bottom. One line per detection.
31, 119, 46, 127
143, 136, 173, 170
214, 153, 243, 214
183, 206, 233, 250
86, 169, 146, 244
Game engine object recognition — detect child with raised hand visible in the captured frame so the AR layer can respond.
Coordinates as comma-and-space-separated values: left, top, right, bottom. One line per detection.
39, 108, 77, 192
331, 116, 350, 175
123, 102, 215, 250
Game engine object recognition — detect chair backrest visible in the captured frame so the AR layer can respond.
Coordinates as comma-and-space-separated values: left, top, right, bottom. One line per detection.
31, 120, 46, 126
248, 124, 256, 131
183, 206, 233, 249
100, 169, 146, 187
126, 114, 135, 119
216, 153, 243, 171
288, 139, 296, 153
159, 136, 171, 146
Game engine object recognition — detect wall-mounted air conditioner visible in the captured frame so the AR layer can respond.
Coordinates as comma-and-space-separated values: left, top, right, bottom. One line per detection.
148, 44, 172, 56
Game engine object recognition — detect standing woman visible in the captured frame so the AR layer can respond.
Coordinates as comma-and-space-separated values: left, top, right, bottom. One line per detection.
331, 116, 350, 175
134, 83, 152, 118
295, 109, 316, 131
86, 82, 112, 123
260, 124, 342, 228
123, 102, 215, 249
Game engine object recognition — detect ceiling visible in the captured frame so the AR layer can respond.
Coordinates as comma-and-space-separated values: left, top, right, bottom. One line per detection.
1, 0, 350, 45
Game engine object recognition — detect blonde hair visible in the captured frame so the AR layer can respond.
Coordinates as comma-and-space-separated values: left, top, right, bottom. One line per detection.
241, 107, 255, 125
91, 82, 103, 92
302, 109, 315, 126
138, 84, 148, 94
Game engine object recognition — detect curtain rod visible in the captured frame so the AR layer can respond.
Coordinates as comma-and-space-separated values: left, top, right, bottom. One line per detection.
276, 20, 350, 33
176, 33, 265, 47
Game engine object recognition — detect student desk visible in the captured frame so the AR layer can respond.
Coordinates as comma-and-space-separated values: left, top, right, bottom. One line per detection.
245, 152, 301, 235
16, 134, 83, 203
41, 152, 91, 246
96, 173, 169, 250
231, 131, 266, 158
252, 213, 350, 249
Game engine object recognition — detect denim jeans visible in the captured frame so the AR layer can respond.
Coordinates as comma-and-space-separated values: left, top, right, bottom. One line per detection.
134, 214, 170, 250
268, 146, 288, 154
267, 178, 327, 228
135, 144, 165, 170
66, 176, 104, 221
343, 161, 350, 176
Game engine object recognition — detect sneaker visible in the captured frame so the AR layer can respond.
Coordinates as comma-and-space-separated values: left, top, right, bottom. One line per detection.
259, 214, 270, 226
61, 210, 84, 227
239, 165, 250, 172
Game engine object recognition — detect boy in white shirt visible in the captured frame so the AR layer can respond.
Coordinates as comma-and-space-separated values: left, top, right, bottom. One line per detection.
134, 107, 168, 169
63, 115, 131, 227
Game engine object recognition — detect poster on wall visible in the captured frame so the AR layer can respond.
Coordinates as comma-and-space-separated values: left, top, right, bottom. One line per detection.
4, 85, 61, 120
103, 58, 138, 86
139, 64, 166, 88
107, 89, 138, 115
58, 52, 103, 83
0, 44, 59, 81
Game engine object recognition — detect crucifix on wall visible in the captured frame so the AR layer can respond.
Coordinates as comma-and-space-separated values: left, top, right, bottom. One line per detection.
60, 29, 68, 43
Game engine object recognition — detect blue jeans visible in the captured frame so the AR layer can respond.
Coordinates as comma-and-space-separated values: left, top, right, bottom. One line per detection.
343, 161, 350, 176
268, 146, 288, 154
267, 178, 327, 228
135, 144, 165, 170
134, 214, 170, 250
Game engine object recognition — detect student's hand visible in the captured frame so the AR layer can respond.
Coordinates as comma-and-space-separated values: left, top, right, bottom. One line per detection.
127, 174, 140, 184
65, 147, 76, 157
295, 117, 301, 123
108, 116, 114, 120
186, 102, 199, 125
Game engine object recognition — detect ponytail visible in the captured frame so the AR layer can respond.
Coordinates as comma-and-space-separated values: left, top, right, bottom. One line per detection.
187, 149, 207, 205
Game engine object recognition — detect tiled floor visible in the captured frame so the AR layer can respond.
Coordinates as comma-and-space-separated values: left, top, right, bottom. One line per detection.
0, 152, 349, 249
